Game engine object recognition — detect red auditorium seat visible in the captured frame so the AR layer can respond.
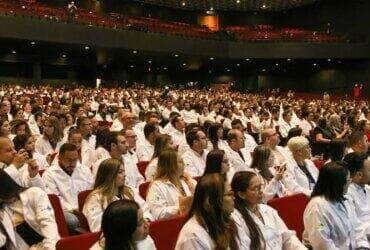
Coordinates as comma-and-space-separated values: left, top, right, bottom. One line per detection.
193, 176, 201, 182
137, 161, 149, 177
48, 194, 69, 237
56, 232, 100, 250
267, 193, 309, 240
139, 181, 151, 200
77, 190, 93, 232
38, 169, 45, 176
149, 215, 187, 250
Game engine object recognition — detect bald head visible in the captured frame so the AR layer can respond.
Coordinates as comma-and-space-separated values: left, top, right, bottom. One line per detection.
261, 128, 279, 148
0, 136, 16, 165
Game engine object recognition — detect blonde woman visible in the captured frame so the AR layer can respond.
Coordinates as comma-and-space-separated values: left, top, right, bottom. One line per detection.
83, 159, 152, 232
145, 134, 175, 181
147, 149, 196, 220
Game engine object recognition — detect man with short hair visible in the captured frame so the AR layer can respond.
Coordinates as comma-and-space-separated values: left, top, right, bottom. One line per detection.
347, 131, 369, 154
279, 111, 293, 139
136, 123, 159, 162
169, 115, 188, 154
182, 129, 209, 177
111, 110, 136, 132
231, 119, 257, 153
42, 143, 93, 234
224, 129, 252, 180
261, 128, 294, 165
344, 152, 370, 236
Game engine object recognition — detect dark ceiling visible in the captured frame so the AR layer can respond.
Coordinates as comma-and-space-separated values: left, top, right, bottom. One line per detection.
133, 0, 318, 11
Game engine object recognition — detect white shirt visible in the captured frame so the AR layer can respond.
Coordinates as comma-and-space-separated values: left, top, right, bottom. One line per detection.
279, 120, 293, 138
303, 196, 370, 250
123, 151, 145, 188
244, 133, 257, 153
224, 145, 252, 180
42, 163, 93, 211
299, 119, 316, 137
170, 129, 189, 155
35, 136, 63, 156
147, 179, 195, 220
83, 188, 152, 232
110, 119, 123, 132
90, 236, 156, 250
283, 159, 319, 196
198, 114, 215, 125
162, 107, 179, 120
233, 205, 306, 250
180, 109, 199, 124
145, 158, 158, 181
136, 139, 154, 162
182, 149, 209, 177
0, 187, 60, 250
346, 183, 370, 235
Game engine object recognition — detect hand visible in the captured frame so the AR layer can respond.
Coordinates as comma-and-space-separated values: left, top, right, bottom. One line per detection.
27, 159, 39, 178
274, 163, 286, 181
46, 152, 58, 165
11, 149, 29, 169
179, 196, 193, 215
343, 123, 350, 131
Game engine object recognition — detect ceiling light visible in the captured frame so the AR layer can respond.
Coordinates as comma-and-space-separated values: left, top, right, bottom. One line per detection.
181, 1, 186, 6
89, 11, 93, 14
148, 60, 152, 64
236, 0, 241, 3
163, 66, 168, 70
182, 63, 187, 66
174, 54, 179, 57
30, 41, 36, 45
236, 63, 240, 67
313, 63, 318, 66
133, 50, 138, 54
84, 46, 90, 50
130, 65, 135, 68
210, 7, 214, 11
245, 58, 250, 61
262, 69, 266, 72
209, 57, 214, 60
261, 4, 267, 9
61, 54, 67, 58
275, 63, 279, 66
327, 59, 331, 62
208, 70, 212, 74
11, 50, 16, 54
287, 58, 291, 62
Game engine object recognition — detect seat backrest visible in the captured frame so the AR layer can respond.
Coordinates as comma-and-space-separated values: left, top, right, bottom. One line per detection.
267, 193, 309, 240
56, 232, 100, 250
149, 215, 187, 250
313, 159, 326, 170
137, 161, 150, 177
78, 190, 93, 212
139, 181, 150, 200
48, 194, 69, 237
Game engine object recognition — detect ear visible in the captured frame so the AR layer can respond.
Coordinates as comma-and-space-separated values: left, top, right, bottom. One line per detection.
355, 171, 364, 180
236, 190, 246, 200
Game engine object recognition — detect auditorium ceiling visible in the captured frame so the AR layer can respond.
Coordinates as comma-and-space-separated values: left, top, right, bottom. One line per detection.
133, 0, 318, 11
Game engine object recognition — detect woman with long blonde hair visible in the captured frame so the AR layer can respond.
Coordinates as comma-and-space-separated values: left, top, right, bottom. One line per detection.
147, 149, 196, 220
83, 159, 152, 232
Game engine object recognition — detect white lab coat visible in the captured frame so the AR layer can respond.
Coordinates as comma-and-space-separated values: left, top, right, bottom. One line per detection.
279, 120, 294, 138
175, 216, 215, 249
182, 149, 209, 177
136, 139, 154, 162
180, 109, 199, 124
35, 136, 62, 156
123, 151, 145, 188
90, 235, 156, 250
145, 158, 158, 181
3, 164, 45, 190
91, 147, 111, 177
283, 159, 319, 196
0, 187, 60, 250
244, 133, 257, 153
346, 183, 370, 235
169, 129, 189, 156
303, 196, 370, 250
110, 119, 123, 132
42, 163, 94, 211
232, 205, 306, 250
83, 188, 153, 232
224, 146, 252, 180
147, 179, 196, 220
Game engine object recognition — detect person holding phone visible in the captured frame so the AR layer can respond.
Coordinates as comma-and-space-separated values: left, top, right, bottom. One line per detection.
250, 145, 290, 202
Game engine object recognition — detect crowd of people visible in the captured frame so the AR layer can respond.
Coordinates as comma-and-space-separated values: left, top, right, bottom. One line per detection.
0, 83, 369, 249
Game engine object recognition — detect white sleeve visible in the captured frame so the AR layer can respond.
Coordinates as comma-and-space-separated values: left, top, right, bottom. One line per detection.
132, 188, 154, 221
82, 194, 104, 232
262, 178, 281, 202
282, 171, 311, 197
175, 237, 209, 250
146, 183, 179, 220
42, 172, 74, 211
182, 153, 198, 177
31, 188, 60, 249
303, 203, 339, 250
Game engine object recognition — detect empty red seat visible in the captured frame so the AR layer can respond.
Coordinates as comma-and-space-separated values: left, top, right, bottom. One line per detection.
149, 215, 187, 250
56, 232, 100, 250
313, 159, 326, 170
139, 181, 151, 200
137, 161, 149, 177
267, 193, 309, 240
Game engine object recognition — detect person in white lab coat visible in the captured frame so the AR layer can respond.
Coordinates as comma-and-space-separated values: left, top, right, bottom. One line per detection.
250, 145, 289, 202
35, 116, 63, 158
303, 162, 370, 249
231, 171, 306, 250
279, 111, 294, 140
83, 159, 152, 232
182, 129, 209, 177
224, 129, 252, 180
90, 199, 156, 250
283, 136, 319, 196
0, 169, 60, 250
136, 123, 159, 162
202, 149, 230, 177
147, 149, 196, 220
343, 152, 370, 236
42, 143, 93, 234
231, 119, 258, 153
207, 123, 228, 151
145, 134, 174, 181
176, 173, 238, 250
168, 115, 189, 155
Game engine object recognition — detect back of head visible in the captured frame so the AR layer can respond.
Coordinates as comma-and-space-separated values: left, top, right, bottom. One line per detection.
311, 161, 349, 202
143, 123, 157, 139
102, 199, 139, 250
153, 134, 172, 159
348, 131, 365, 148
94, 158, 121, 190
328, 140, 346, 161
13, 134, 30, 152
186, 128, 200, 147
59, 143, 77, 156
250, 145, 273, 180
343, 152, 368, 177
204, 149, 225, 175
287, 136, 309, 153
156, 149, 178, 180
